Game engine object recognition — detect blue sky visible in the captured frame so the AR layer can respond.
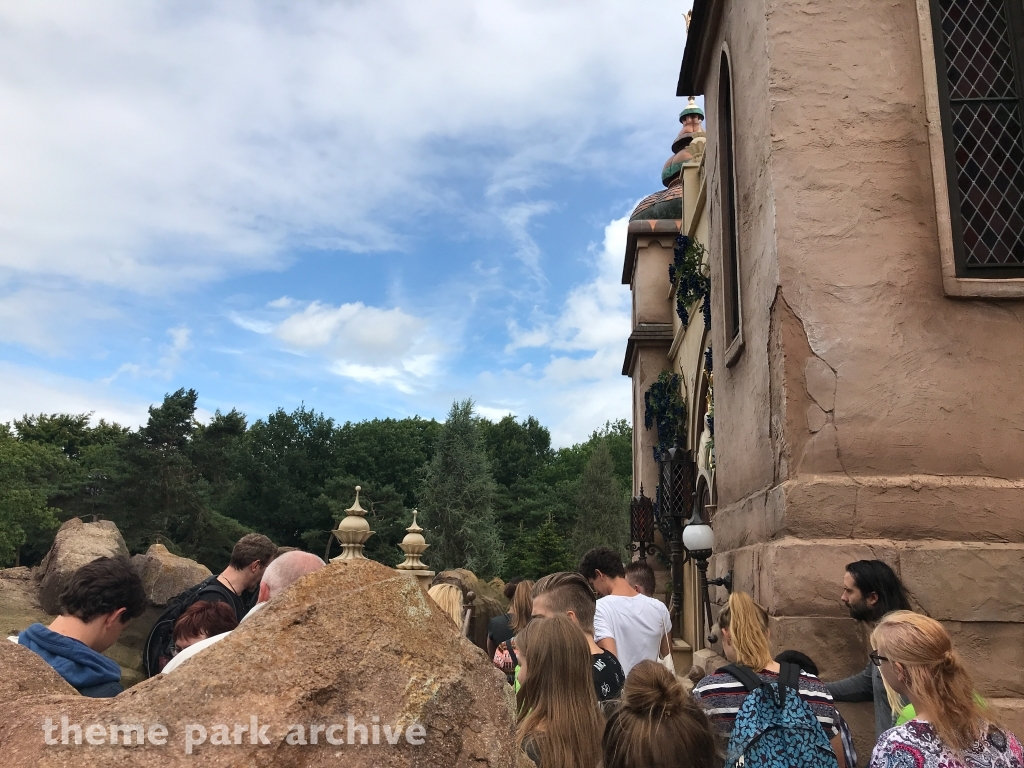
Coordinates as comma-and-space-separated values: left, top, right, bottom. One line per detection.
0, 1, 692, 446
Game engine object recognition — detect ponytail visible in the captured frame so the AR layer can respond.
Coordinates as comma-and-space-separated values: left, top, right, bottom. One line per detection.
718, 592, 772, 670
872, 611, 990, 753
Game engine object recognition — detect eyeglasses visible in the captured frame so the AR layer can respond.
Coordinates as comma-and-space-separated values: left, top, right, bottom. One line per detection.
869, 651, 889, 666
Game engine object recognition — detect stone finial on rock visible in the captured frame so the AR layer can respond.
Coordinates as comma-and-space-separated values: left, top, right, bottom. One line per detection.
396, 509, 435, 590
397, 510, 428, 570
331, 486, 375, 562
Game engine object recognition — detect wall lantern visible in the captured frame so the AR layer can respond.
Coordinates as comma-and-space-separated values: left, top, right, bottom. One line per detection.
629, 486, 658, 562
683, 502, 733, 644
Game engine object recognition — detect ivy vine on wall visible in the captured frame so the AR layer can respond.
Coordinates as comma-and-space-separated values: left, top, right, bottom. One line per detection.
668, 235, 711, 331
644, 370, 687, 462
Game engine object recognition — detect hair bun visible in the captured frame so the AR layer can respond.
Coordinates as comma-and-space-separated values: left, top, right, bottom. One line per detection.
622, 660, 688, 715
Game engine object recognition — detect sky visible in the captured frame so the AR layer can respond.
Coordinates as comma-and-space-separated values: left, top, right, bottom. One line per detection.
0, 1, 692, 447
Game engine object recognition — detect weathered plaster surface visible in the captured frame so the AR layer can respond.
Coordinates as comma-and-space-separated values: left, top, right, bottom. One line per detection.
703, 0, 778, 508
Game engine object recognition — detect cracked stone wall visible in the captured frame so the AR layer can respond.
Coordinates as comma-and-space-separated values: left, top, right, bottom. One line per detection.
694, 0, 1024, 756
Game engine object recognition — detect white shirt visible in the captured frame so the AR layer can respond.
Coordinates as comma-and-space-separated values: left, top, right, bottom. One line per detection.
593, 593, 672, 677
161, 601, 267, 674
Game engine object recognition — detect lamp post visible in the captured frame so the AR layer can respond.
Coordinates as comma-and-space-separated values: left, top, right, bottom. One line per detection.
629, 486, 659, 563
657, 446, 695, 635
682, 503, 733, 645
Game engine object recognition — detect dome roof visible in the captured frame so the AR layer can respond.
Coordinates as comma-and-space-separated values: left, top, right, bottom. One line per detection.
662, 147, 693, 186
630, 100, 704, 222
679, 96, 704, 120
630, 185, 683, 222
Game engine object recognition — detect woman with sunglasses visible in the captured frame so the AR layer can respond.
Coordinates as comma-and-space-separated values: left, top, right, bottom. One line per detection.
869, 611, 1022, 768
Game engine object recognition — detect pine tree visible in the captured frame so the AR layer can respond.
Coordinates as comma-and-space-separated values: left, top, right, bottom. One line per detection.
418, 399, 504, 578
571, 441, 629, 560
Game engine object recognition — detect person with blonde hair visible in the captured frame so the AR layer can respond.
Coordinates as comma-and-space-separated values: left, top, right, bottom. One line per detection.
604, 659, 720, 768
427, 583, 465, 628
516, 615, 603, 768
692, 592, 845, 767
868, 611, 1022, 768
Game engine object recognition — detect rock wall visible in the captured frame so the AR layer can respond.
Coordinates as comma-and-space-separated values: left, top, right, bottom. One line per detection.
0, 559, 522, 768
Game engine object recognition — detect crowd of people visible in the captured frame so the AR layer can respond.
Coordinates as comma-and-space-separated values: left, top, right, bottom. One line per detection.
486, 548, 1022, 768
9, 535, 1022, 768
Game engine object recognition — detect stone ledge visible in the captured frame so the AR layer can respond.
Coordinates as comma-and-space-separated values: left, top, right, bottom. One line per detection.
713, 474, 1024, 552
708, 538, 1024, 623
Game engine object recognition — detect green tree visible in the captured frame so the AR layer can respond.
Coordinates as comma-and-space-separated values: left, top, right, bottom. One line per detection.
14, 412, 128, 458
223, 406, 338, 548
115, 388, 208, 552
0, 426, 63, 566
479, 415, 552, 489
336, 417, 442, 507
418, 399, 504, 578
512, 518, 576, 580
571, 441, 629, 560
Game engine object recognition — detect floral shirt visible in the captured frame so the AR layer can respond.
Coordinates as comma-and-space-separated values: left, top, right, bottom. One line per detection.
869, 720, 1023, 768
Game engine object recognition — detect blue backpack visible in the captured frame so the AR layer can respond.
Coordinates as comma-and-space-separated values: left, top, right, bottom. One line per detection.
721, 663, 839, 768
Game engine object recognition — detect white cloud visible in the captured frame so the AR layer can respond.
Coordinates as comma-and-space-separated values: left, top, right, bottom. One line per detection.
474, 405, 517, 422
484, 214, 633, 445
507, 215, 630, 358
103, 325, 192, 382
0, 361, 151, 427
0, 286, 120, 354
0, 1, 685, 294
270, 300, 443, 392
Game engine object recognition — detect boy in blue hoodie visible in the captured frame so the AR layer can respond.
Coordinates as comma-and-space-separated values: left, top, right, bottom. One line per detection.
18, 555, 147, 697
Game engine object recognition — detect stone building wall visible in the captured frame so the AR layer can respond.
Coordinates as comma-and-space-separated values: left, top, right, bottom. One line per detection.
679, 0, 1024, 756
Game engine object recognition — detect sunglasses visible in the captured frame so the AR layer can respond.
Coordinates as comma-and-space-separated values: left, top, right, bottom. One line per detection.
869, 651, 890, 667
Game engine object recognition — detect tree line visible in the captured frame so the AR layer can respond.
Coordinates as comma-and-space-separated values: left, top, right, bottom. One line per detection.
0, 389, 631, 580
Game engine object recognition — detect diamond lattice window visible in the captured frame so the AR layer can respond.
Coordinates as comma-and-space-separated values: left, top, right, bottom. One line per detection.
932, 0, 1024, 276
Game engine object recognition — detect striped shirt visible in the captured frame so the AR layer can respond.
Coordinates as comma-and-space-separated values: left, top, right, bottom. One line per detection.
692, 668, 841, 739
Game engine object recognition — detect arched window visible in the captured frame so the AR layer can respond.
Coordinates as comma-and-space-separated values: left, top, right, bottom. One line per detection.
929, 0, 1024, 276
718, 52, 743, 353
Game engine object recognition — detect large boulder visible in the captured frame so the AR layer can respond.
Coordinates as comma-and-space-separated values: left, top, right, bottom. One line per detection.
0, 566, 49, 637
37, 518, 129, 614
132, 543, 211, 606
0, 558, 523, 767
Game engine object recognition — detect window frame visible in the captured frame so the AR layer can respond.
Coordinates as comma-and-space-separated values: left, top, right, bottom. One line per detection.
921, 0, 1024, 292
717, 49, 745, 365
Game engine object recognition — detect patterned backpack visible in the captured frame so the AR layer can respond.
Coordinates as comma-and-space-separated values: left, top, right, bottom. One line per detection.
721, 662, 839, 768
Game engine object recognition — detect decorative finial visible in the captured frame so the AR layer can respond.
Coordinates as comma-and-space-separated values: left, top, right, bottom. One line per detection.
685, 10, 692, 30
397, 508, 430, 571
331, 485, 374, 561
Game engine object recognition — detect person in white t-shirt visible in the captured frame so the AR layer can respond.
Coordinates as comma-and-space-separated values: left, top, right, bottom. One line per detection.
579, 547, 672, 677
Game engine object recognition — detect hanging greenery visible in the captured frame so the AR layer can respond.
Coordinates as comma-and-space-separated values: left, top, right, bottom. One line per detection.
668, 234, 711, 330
644, 370, 687, 462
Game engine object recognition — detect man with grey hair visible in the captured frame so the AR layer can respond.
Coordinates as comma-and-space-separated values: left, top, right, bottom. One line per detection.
162, 550, 325, 673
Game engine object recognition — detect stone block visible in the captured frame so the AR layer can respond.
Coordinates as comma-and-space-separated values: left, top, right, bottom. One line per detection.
945, 622, 1024, 697
987, 699, 1024, 740
900, 543, 1024, 623
769, 616, 870, 681
714, 476, 1024, 551
726, 538, 900, 618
